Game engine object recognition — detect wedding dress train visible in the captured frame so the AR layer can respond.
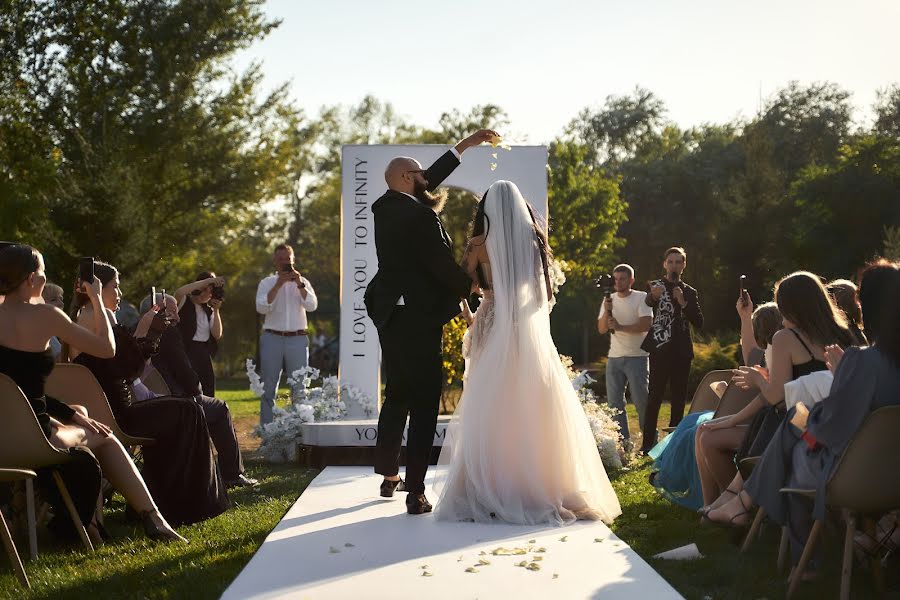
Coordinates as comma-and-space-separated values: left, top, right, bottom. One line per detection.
433, 180, 621, 526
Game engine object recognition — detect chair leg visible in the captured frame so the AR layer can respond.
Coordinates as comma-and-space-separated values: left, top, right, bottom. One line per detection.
25, 478, 37, 561
778, 526, 790, 572
841, 513, 856, 600
50, 471, 94, 553
0, 511, 30, 589
788, 519, 823, 599
742, 506, 766, 553
864, 516, 885, 597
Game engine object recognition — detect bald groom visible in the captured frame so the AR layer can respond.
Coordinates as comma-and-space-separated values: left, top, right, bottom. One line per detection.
364, 128, 497, 515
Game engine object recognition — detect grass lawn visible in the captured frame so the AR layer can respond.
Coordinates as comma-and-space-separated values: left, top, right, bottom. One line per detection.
2, 384, 896, 599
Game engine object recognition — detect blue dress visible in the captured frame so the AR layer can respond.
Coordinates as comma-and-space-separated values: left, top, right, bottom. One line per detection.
648, 410, 714, 510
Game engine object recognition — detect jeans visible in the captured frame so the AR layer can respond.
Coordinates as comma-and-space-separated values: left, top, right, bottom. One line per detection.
605, 356, 649, 440
259, 331, 309, 425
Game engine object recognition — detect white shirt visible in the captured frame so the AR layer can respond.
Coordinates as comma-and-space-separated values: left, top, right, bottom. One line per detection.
598, 290, 653, 358
192, 303, 212, 342
256, 274, 318, 331
397, 146, 461, 306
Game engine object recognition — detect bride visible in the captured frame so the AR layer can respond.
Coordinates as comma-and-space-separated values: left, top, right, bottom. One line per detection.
433, 180, 621, 526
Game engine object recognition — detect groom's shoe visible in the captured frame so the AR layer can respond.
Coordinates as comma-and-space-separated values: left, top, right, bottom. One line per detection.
406, 493, 433, 515
379, 478, 407, 498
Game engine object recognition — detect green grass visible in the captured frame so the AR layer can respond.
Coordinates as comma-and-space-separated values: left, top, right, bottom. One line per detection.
0, 462, 316, 599
2, 397, 896, 599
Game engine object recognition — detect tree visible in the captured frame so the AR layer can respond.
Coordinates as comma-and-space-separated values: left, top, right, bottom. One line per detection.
874, 85, 900, 139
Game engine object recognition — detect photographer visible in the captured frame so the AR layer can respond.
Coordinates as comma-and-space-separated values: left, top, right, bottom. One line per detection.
640, 246, 703, 453
597, 264, 653, 447
255, 243, 318, 425
174, 271, 224, 396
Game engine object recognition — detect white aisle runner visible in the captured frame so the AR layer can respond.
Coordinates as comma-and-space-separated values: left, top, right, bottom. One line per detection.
221, 467, 683, 600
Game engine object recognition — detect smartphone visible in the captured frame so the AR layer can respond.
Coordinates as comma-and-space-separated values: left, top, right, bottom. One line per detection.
739, 275, 748, 306
151, 286, 156, 310
78, 256, 95, 284
281, 264, 293, 273
158, 288, 166, 308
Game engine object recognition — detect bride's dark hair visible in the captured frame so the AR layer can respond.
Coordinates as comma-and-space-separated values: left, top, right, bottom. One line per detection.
471, 189, 554, 300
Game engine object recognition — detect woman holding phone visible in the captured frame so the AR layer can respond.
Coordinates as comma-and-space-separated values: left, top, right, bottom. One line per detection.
0, 244, 184, 542
68, 260, 229, 527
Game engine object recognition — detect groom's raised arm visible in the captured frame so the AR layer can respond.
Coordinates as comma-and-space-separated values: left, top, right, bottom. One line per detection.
425, 129, 499, 191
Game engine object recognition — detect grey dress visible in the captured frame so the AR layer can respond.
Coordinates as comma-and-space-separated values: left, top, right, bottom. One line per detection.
744, 346, 900, 564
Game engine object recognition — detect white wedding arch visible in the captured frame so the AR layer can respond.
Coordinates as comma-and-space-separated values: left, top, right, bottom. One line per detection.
338, 144, 549, 417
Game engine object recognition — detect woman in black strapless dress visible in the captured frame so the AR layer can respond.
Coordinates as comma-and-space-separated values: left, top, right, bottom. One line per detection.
69, 261, 229, 527
0, 243, 183, 542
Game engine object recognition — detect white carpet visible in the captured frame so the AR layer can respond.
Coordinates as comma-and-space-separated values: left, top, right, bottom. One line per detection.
221, 467, 683, 600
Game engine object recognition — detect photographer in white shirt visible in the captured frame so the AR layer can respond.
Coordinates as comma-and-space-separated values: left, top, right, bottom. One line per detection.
597, 264, 653, 447
255, 243, 318, 425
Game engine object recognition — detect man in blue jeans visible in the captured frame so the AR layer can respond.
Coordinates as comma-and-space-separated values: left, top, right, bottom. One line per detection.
598, 264, 652, 449
255, 243, 318, 425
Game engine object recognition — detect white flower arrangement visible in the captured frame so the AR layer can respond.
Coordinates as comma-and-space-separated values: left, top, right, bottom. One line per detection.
547, 259, 567, 311
246, 359, 265, 398
561, 355, 625, 470
252, 364, 376, 463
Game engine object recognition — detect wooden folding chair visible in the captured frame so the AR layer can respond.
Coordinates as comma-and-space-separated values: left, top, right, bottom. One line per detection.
784, 406, 900, 599
45, 363, 154, 449
0, 374, 94, 557
0, 468, 36, 589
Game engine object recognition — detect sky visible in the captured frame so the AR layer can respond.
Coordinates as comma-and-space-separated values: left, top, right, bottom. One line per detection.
232, 0, 900, 144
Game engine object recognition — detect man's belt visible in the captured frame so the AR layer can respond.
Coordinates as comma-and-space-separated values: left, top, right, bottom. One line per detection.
264, 329, 308, 337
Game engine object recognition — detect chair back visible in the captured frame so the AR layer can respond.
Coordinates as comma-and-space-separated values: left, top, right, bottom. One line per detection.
713, 384, 759, 418
827, 406, 900, 513
45, 363, 152, 447
142, 367, 171, 396
688, 369, 733, 414
0, 374, 72, 470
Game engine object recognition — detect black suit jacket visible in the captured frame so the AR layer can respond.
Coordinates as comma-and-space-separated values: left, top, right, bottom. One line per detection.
364, 150, 472, 329
152, 326, 202, 397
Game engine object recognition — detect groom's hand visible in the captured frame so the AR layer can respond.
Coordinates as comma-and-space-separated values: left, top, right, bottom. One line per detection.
455, 129, 501, 154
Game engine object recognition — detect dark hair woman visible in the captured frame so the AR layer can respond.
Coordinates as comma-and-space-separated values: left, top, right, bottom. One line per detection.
0, 245, 183, 542
68, 261, 229, 527
173, 271, 225, 396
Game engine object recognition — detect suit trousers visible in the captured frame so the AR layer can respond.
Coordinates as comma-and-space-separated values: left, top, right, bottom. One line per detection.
375, 308, 443, 495
195, 395, 244, 481
642, 351, 693, 451
259, 331, 309, 425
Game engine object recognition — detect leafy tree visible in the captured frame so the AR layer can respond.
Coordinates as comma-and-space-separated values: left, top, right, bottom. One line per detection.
874, 85, 900, 138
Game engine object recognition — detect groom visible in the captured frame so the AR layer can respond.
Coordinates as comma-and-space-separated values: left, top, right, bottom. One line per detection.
365, 128, 497, 514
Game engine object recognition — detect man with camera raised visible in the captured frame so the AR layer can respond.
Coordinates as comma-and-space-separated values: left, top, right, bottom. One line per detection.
174, 271, 225, 396
597, 264, 653, 449
255, 243, 318, 425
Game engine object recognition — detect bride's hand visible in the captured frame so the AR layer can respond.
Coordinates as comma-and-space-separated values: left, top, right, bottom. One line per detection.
461, 299, 475, 327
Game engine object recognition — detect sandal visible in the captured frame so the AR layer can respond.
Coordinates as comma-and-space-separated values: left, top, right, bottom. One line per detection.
699, 488, 739, 516
704, 492, 752, 529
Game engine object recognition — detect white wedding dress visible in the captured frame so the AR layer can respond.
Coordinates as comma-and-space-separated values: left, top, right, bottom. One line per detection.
433, 181, 621, 526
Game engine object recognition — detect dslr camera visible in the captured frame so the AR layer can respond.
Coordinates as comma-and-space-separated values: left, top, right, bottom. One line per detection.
595, 273, 614, 300
211, 283, 225, 301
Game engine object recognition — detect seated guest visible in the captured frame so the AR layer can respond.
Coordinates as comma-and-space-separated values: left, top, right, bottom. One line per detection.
827, 278, 867, 346
41, 282, 65, 359
141, 294, 256, 488
0, 244, 183, 542
705, 261, 900, 577
67, 260, 229, 527
174, 272, 224, 396
697, 271, 855, 512
649, 297, 782, 511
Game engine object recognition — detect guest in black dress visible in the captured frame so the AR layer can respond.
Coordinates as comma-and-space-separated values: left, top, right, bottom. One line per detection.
173, 272, 224, 396
69, 261, 229, 527
0, 244, 183, 542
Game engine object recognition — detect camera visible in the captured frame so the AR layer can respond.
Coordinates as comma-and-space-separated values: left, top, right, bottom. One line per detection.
211, 285, 225, 301
595, 274, 614, 299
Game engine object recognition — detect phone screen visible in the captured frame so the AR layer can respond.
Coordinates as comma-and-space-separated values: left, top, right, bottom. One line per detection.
78, 256, 95, 285
739, 275, 748, 306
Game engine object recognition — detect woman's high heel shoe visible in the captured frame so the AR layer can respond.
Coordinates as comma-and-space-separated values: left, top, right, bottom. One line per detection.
140, 510, 187, 543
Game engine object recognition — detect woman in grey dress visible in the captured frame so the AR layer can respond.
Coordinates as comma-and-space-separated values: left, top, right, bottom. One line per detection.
704, 261, 900, 574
